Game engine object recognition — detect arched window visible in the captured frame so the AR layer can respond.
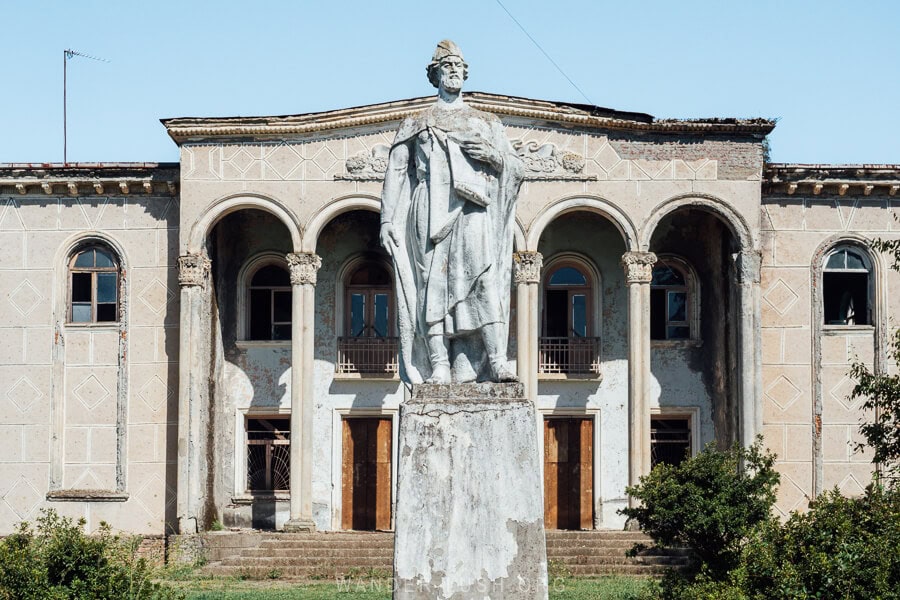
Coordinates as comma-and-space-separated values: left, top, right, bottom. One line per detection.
247, 264, 292, 340
69, 245, 119, 323
544, 264, 591, 338
539, 258, 599, 375
823, 246, 872, 326
650, 258, 696, 341
337, 260, 397, 375
346, 263, 393, 338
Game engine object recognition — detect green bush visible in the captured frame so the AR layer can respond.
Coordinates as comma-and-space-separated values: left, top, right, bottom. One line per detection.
742, 484, 900, 600
0, 509, 183, 600
620, 438, 779, 580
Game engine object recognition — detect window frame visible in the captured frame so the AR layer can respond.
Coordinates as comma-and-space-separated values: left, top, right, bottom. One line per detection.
650, 255, 700, 345
822, 245, 873, 328
67, 244, 120, 325
541, 259, 595, 339
344, 262, 394, 338
238, 254, 293, 343
650, 407, 700, 468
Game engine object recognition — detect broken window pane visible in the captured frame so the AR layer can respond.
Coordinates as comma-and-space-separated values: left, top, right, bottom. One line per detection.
72, 273, 92, 302
668, 291, 687, 322
96, 303, 116, 322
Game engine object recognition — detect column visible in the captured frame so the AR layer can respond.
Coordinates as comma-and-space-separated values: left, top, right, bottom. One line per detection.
284, 252, 321, 532
514, 251, 542, 403
176, 253, 211, 534
621, 251, 656, 504
736, 250, 762, 448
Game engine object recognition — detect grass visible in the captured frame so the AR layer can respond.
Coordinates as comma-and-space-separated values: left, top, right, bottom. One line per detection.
171, 576, 656, 599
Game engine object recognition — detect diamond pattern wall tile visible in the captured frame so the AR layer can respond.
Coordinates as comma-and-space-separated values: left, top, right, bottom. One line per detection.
134, 473, 172, 519
774, 473, 807, 516
830, 376, 859, 411
264, 144, 304, 179
8, 280, 43, 317
763, 279, 799, 315
138, 279, 174, 315
73, 374, 110, 411
765, 374, 802, 410
139, 375, 170, 413
7, 377, 43, 413
3, 477, 40, 519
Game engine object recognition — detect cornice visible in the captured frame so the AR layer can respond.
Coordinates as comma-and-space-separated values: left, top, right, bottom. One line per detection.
0, 163, 179, 197
764, 163, 900, 197
162, 92, 775, 144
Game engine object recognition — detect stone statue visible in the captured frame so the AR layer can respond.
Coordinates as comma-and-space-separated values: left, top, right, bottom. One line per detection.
380, 40, 524, 384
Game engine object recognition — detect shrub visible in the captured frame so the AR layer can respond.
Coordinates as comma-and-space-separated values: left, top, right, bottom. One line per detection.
0, 509, 183, 600
742, 484, 900, 600
620, 439, 779, 579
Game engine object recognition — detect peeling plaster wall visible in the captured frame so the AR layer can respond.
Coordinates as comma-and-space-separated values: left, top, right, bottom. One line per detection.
207, 210, 293, 524
312, 211, 404, 530
649, 209, 738, 448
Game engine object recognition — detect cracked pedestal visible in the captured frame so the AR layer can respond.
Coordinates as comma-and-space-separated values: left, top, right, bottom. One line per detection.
393, 383, 548, 600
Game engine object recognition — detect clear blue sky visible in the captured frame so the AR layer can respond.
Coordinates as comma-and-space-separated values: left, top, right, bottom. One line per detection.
2, 0, 898, 165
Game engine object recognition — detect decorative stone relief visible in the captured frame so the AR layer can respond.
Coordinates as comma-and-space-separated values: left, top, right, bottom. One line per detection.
286, 252, 322, 285
177, 254, 211, 287
621, 252, 657, 284
337, 144, 390, 181
511, 140, 593, 180
513, 251, 543, 284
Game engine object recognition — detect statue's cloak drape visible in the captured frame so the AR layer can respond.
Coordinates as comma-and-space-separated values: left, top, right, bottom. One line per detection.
381, 104, 523, 384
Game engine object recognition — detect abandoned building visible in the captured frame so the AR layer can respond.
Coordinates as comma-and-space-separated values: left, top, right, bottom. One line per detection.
0, 92, 896, 536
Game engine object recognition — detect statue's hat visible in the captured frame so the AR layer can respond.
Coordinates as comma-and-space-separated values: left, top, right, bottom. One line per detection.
431, 39, 464, 63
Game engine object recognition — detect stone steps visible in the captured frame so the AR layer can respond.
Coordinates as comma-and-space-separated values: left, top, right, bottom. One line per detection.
199, 530, 690, 579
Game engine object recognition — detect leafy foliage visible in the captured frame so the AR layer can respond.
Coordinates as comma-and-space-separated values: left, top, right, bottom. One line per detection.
0, 509, 183, 600
620, 439, 779, 579
742, 484, 900, 600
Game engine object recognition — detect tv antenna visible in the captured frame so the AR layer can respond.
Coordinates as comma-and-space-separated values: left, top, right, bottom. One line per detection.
63, 48, 109, 165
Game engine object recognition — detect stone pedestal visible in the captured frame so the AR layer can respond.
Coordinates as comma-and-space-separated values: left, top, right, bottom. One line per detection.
393, 383, 548, 599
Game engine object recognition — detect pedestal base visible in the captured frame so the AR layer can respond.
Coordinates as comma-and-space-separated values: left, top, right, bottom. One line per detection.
393, 383, 548, 599
282, 518, 316, 533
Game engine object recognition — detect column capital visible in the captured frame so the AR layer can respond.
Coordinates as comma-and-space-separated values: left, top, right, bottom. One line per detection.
621, 251, 657, 284
735, 250, 761, 284
177, 254, 211, 288
513, 251, 543, 284
286, 252, 322, 285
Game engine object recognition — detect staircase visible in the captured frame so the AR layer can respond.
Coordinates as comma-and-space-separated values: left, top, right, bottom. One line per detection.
200, 530, 689, 579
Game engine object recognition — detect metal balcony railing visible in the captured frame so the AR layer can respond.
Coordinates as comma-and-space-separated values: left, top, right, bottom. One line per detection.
538, 337, 601, 375
336, 337, 399, 375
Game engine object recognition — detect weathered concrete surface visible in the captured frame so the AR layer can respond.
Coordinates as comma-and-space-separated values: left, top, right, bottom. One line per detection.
393, 383, 548, 599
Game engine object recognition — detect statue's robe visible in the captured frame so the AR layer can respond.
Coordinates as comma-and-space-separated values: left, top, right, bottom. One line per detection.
381, 103, 524, 383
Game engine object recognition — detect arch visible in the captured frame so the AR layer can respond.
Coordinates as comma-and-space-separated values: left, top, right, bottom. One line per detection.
302, 196, 381, 252
335, 252, 396, 339
650, 253, 701, 342
811, 234, 886, 331
526, 196, 638, 252
539, 252, 603, 338
188, 193, 302, 254
236, 252, 292, 341
640, 193, 754, 252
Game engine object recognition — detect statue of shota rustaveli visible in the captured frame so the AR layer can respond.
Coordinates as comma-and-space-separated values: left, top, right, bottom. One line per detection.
380, 40, 524, 384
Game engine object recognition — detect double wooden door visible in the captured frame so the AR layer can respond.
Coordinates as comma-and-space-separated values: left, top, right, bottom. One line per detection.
341, 418, 392, 530
544, 418, 593, 530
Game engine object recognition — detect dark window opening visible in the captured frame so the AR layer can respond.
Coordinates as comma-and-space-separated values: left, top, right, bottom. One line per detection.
651, 417, 691, 468
248, 264, 292, 340
823, 248, 871, 326
650, 262, 691, 340
246, 417, 290, 492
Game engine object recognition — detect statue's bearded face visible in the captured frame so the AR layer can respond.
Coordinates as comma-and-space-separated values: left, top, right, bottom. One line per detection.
438, 56, 466, 93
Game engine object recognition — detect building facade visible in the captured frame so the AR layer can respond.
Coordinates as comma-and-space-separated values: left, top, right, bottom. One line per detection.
0, 93, 896, 535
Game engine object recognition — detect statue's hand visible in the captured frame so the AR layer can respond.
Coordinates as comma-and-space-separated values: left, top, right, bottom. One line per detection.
380, 222, 400, 250
460, 136, 502, 169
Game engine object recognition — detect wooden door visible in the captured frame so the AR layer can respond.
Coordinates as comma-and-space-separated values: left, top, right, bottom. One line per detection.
341, 418, 392, 530
544, 418, 593, 529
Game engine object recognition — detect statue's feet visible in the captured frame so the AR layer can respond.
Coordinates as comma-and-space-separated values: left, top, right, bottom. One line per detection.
426, 364, 451, 384
490, 361, 519, 383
